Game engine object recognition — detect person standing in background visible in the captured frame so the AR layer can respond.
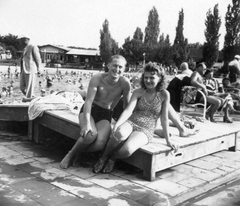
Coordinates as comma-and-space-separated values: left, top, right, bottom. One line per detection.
228, 55, 240, 84
19, 34, 41, 102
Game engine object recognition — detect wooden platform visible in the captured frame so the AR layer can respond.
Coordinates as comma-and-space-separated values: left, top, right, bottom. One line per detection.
30, 110, 240, 181
0, 104, 29, 121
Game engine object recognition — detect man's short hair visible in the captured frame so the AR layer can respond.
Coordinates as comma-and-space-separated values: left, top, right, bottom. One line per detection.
108, 55, 127, 66
180, 62, 188, 71
234, 55, 240, 60
196, 63, 206, 69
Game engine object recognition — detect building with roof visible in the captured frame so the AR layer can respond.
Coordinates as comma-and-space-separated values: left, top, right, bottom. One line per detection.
39, 44, 101, 68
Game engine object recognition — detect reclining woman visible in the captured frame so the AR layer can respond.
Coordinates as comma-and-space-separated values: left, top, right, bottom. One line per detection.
93, 62, 178, 173
203, 69, 239, 123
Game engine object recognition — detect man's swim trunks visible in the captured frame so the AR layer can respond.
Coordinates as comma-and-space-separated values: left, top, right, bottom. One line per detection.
80, 103, 113, 123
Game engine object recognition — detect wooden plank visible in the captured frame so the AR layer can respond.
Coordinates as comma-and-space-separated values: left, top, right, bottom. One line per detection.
28, 120, 33, 141
0, 105, 29, 121
154, 134, 235, 171
45, 110, 79, 125
37, 112, 80, 140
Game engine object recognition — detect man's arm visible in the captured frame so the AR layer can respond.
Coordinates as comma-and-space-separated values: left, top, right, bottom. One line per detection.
32, 45, 41, 71
191, 72, 208, 95
79, 74, 101, 137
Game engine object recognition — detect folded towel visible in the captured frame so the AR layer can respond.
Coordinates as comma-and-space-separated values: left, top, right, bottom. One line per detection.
28, 94, 71, 120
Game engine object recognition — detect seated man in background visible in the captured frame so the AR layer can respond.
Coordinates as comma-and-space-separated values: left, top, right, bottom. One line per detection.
203, 69, 236, 123
167, 62, 206, 112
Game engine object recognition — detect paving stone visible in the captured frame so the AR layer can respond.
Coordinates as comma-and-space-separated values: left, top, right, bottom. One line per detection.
111, 168, 128, 177
200, 154, 223, 162
183, 167, 221, 182
6, 143, 36, 155
0, 183, 41, 206
136, 192, 170, 206
17, 161, 51, 174
156, 168, 176, 179
212, 150, 240, 160
31, 167, 71, 181
218, 166, 236, 173
1, 154, 34, 165
178, 177, 206, 188
64, 166, 97, 179
0, 148, 20, 158
52, 175, 118, 204
110, 182, 154, 201
146, 179, 189, 197
0, 164, 35, 185
100, 196, 145, 206
87, 173, 128, 188
120, 173, 150, 186
55, 198, 95, 206
28, 187, 79, 206
186, 159, 220, 170
33, 156, 55, 163
0, 141, 23, 146
213, 158, 240, 169
212, 168, 227, 175
162, 171, 190, 183
171, 164, 195, 173
11, 178, 56, 195
0, 145, 11, 151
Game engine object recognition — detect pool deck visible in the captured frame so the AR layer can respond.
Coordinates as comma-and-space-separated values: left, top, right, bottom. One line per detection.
0, 108, 240, 205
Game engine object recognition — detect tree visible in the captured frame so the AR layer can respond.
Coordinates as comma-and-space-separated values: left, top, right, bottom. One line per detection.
155, 33, 173, 65
188, 42, 203, 49
203, 4, 221, 68
99, 19, 119, 66
0, 33, 25, 59
223, 0, 240, 67
121, 27, 145, 66
144, 6, 160, 47
133, 27, 143, 41
172, 9, 189, 67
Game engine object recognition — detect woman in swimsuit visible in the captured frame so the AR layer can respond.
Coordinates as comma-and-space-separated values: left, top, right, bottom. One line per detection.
93, 62, 178, 174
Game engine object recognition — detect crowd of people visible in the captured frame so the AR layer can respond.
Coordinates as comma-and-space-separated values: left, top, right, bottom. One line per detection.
1, 34, 240, 174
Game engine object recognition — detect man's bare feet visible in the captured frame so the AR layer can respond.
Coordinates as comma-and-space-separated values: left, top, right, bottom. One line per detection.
72, 154, 82, 167
60, 151, 74, 169
179, 128, 199, 137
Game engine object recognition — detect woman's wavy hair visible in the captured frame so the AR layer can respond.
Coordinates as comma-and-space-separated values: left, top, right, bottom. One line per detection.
140, 62, 167, 92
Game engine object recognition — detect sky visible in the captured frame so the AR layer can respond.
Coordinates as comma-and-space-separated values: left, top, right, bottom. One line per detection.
0, 0, 233, 49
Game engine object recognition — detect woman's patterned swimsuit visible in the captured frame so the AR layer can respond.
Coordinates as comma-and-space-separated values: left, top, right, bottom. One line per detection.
127, 90, 163, 142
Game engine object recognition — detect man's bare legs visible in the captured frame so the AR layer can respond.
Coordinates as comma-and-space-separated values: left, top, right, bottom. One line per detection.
205, 96, 222, 122
155, 104, 198, 137
60, 114, 111, 169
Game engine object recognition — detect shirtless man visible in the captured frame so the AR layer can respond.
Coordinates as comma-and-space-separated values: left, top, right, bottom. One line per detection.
154, 63, 206, 138
191, 63, 222, 122
60, 55, 131, 169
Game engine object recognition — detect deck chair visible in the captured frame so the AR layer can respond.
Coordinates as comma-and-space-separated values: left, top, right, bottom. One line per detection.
181, 86, 207, 119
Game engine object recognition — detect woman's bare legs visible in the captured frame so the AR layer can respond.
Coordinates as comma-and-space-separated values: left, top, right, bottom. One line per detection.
103, 131, 149, 173
205, 96, 222, 122
156, 104, 198, 137
93, 122, 132, 173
